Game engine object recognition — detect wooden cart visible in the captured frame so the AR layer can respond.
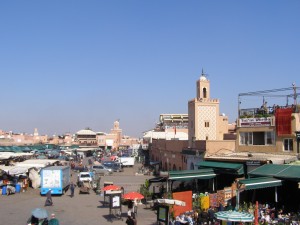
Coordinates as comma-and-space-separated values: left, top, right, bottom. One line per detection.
79, 181, 92, 194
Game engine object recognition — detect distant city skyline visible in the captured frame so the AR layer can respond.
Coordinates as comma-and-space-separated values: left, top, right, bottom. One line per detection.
1, 1, 299, 138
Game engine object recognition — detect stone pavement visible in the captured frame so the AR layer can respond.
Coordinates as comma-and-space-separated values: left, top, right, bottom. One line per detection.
0, 163, 158, 225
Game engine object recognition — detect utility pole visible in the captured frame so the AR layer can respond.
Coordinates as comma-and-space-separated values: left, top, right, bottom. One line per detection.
292, 82, 298, 112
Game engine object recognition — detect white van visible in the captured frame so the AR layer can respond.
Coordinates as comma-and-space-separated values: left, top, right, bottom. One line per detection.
78, 172, 93, 183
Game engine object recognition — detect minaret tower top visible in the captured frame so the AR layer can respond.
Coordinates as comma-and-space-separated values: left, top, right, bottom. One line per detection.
196, 69, 210, 100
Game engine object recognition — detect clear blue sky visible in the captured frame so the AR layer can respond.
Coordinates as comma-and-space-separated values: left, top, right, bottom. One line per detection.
1, 1, 299, 138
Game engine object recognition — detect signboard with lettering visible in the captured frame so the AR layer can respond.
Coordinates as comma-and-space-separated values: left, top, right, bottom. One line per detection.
246, 161, 261, 166
240, 118, 272, 127
295, 131, 300, 141
109, 193, 121, 209
157, 205, 169, 224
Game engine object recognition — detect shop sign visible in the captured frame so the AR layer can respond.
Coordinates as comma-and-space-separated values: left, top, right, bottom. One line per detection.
246, 160, 261, 166
240, 117, 271, 127
295, 131, 300, 141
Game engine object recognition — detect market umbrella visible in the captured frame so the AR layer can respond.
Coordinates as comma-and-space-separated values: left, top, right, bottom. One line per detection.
31, 208, 49, 219
215, 210, 254, 222
154, 199, 186, 206
102, 184, 121, 191
122, 192, 144, 200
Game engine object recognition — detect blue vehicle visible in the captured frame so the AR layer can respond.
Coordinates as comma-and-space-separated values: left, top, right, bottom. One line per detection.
40, 166, 70, 195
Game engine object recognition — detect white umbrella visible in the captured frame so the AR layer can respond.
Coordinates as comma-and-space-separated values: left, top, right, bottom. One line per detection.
154, 198, 186, 206
215, 210, 254, 222
31, 208, 49, 219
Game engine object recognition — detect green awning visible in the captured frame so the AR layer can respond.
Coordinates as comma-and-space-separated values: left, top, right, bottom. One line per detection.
196, 161, 244, 175
249, 164, 300, 181
238, 177, 282, 190
168, 169, 216, 181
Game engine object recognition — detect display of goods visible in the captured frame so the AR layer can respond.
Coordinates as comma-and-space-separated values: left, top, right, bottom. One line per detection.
224, 187, 232, 205
209, 193, 218, 208
231, 183, 237, 197
200, 195, 209, 210
217, 190, 226, 207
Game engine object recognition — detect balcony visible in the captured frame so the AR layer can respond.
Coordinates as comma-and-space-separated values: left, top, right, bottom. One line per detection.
239, 104, 297, 119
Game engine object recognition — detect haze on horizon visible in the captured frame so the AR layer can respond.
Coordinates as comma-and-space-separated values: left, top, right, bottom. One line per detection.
0, 1, 299, 138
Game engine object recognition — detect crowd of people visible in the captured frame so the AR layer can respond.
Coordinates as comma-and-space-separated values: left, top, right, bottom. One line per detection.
172, 207, 216, 225
258, 204, 300, 224
27, 213, 60, 225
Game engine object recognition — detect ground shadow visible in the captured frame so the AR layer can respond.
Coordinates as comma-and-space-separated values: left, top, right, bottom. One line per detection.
102, 213, 125, 222
97, 200, 110, 208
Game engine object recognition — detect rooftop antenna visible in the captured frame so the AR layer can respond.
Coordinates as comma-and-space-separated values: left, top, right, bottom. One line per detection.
201, 68, 209, 78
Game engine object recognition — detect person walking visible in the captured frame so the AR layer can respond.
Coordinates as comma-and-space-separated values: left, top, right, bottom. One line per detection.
70, 182, 76, 198
48, 213, 59, 225
128, 200, 134, 216
126, 215, 134, 225
44, 190, 53, 206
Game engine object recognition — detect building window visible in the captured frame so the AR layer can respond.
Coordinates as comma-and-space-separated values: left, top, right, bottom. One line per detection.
205, 121, 209, 127
240, 131, 275, 146
240, 132, 253, 145
265, 132, 275, 145
283, 139, 293, 151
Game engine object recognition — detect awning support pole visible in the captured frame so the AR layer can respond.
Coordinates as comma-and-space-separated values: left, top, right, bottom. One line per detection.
167, 180, 169, 193
236, 189, 240, 210
275, 186, 278, 202
236, 183, 241, 211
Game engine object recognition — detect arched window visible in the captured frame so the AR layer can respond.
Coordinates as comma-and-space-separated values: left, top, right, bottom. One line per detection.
203, 88, 207, 98
190, 162, 194, 170
173, 164, 177, 171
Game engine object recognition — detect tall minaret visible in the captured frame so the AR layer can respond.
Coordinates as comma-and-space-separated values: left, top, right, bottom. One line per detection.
33, 128, 39, 136
111, 120, 122, 146
196, 69, 210, 100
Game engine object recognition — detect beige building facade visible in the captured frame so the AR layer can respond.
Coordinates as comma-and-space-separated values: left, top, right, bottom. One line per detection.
188, 73, 229, 147
150, 73, 232, 171
0, 129, 48, 146
76, 121, 139, 150
76, 129, 98, 147
207, 87, 299, 164
236, 105, 300, 158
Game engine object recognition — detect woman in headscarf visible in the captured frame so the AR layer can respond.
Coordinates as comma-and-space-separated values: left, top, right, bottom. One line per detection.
44, 190, 53, 206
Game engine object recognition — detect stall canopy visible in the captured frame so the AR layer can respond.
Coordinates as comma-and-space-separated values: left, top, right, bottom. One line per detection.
149, 177, 167, 183
196, 161, 244, 175
149, 161, 160, 166
238, 177, 282, 190
249, 164, 300, 181
168, 169, 216, 181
